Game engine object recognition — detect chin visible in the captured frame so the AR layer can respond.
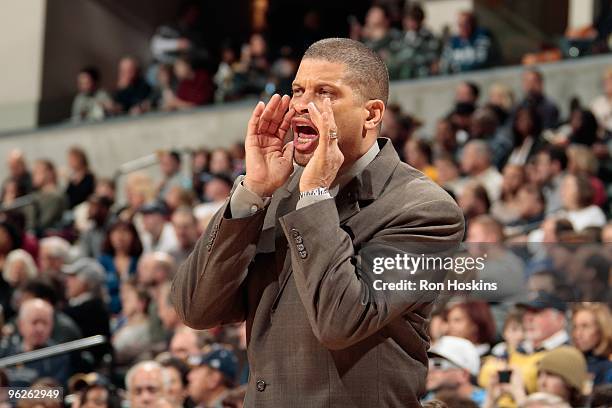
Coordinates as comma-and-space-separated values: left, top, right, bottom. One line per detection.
294, 152, 314, 167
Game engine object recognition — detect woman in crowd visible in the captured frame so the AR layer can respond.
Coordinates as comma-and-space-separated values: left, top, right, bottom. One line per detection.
99, 221, 143, 314
490, 164, 525, 224
503, 106, 543, 168
566, 144, 607, 207
112, 280, 152, 366
571, 303, 612, 385
445, 300, 496, 356
558, 172, 606, 231
65, 146, 96, 209
208, 148, 234, 176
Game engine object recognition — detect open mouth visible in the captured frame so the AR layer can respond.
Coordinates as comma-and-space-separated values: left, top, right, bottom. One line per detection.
295, 125, 319, 144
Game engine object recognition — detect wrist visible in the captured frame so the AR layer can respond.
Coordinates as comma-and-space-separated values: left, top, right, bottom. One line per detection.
299, 186, 330, 200
243, 177, 269, 198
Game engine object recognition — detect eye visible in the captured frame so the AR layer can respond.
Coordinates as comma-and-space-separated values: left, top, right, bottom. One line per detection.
317, 88, 333, 96
291, 87, 303, 96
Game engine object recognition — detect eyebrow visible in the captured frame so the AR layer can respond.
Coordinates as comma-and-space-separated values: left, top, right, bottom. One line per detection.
291, 81, 341, 88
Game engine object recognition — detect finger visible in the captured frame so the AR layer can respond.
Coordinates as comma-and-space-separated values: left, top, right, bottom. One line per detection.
258, 94, 281, 134
282, 141, 294, 163
269, 94, 291, 135
307, 102, 327, 154
323, 97, 338, 135
247, 101, 265, 138
278, 107, 296, 140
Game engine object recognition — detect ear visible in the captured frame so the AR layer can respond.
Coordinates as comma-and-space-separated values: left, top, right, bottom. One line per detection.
363, 99, 385, 131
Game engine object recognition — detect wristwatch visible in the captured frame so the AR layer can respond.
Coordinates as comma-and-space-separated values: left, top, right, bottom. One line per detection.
299, 187, 330, 199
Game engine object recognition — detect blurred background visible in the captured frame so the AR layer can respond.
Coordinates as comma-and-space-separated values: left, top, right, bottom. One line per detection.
0, 1, 611, 407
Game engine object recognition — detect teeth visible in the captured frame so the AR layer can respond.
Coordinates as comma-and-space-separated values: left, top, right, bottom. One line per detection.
297, 137, 310, 144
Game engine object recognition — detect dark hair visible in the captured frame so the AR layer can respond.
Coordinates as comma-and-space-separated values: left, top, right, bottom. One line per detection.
303, 38, 389, 105
80, 384, 122, 408
524, 67, 544, 83
101, 220, 143, 257
160, 356, 190, 386
0, 221, 22, 252
35, 159, 57, 185
589, 384, 612, 408
585, 254, 610, 285
512, 106, 542, 147
570, 109, 598, 146
470, 184, 491, 213
412, 139, 433, 164
22, 278, 59, 306
210, 173, 234, 189
538, 144, 568, 171
464, 81, 480, 100
447, 300, 496, 344
80, 66, 101, 84
405, 4, 425, 23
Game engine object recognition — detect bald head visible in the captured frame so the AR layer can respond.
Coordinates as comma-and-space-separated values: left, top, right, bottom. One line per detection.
303, 38, 389, 105
18, 299, 54, 350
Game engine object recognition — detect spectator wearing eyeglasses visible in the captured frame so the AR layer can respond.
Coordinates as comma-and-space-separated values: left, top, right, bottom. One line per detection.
424, 336, 486, 406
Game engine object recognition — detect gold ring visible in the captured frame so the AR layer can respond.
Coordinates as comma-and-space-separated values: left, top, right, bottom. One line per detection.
329, 129, 338, 139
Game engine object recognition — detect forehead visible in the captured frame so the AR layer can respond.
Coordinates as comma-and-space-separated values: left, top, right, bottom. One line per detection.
294, 58, 349, 86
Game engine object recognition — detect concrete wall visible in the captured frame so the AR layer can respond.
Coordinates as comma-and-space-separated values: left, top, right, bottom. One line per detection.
1, 55, 611, 181
0, 0, 47, 132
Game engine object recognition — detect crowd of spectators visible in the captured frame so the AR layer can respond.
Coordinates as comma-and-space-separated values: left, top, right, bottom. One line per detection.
2, 4, 612, 408
70, 2, 611, 125
2, 61, 611, 407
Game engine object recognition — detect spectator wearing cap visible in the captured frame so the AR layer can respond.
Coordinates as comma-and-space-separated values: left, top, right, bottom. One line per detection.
460, 141, 502, 201
440, 11, 496, 74
62, 258, 111, 363
188, 348, 238, 408
386, 4, 440, 80
156, 151, 192, 201
71, 66, 112, 122
125, 360, 167, 408
517, 68, 559, 130
571, 303, 612, 385
0, 299, 71, 386
193, 174, 233, 223
79, 194, 115, 259
424, 336, 486, 406
139, 202, 179, 254
98, 221, 143, 314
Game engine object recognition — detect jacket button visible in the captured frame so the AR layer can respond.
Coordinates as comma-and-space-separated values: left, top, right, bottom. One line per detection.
291, 228, 300, 238
256, 379, 266, 392
299, 250, 308, 259
296, 243, 305, 251
294, 236, 303, 244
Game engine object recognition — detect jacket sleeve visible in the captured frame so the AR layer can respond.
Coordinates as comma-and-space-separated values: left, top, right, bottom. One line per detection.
171, 198, 267, 329
278, 197, 464, 350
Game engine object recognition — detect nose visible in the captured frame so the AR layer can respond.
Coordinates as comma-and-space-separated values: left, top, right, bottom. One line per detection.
290, 92, 313, 115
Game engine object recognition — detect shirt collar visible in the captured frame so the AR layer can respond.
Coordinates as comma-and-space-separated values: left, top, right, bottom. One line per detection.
332, 141, 380, 191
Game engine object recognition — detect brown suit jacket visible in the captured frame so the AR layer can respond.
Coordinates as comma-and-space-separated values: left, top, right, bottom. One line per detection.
171, 138, 465, 407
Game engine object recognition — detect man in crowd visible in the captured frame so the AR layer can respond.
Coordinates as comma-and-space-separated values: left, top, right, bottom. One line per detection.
156, 150, 192, 200
0, 299, 71, 386
387, 4, 440, 80
126, 360, 168, 408
4, 149, 32, 194
532, 145, 567, 215
518, 68, 560, 130
460, 140, 503, 201
440, 11, 496, 73
173, 38, 464, 406
79, 194, 114, 258
139, 202, 178, 254
170, 207, 199, 265
169, 327, 201, 362
425, 336, 486, 405
112, 57, 152, 115
188, 348, 238, 408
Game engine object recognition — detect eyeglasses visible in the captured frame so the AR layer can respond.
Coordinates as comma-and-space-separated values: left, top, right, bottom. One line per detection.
429, 358, 460, 371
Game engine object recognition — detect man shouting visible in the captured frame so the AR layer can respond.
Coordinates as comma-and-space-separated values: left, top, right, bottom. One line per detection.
172, 38, 464, 407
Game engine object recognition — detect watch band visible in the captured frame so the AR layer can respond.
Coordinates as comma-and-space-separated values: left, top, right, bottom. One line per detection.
299, 187, 330, 199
